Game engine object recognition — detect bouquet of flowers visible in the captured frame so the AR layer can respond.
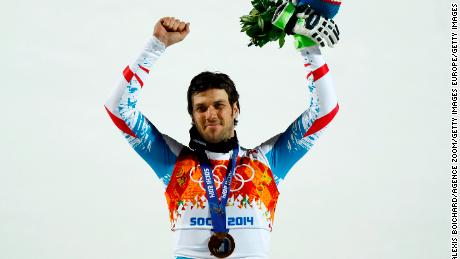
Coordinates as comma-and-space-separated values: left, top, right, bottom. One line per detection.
240, 0, 287, 48
240, 0, 342, 48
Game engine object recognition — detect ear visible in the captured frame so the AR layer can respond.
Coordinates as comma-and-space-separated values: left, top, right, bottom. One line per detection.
232, 103, 239, 119
190, 115, 196, 125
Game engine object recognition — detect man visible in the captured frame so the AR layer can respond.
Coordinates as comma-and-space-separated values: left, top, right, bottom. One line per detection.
105, 13, 339, 259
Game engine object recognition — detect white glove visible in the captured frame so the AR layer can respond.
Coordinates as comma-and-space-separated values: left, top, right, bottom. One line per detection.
293, 6, 340, 47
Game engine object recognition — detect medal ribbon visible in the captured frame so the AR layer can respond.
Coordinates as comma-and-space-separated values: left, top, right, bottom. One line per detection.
199, 146, 239, 233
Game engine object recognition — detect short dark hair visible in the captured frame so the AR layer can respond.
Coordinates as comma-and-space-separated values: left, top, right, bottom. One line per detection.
187, 71, 240, 125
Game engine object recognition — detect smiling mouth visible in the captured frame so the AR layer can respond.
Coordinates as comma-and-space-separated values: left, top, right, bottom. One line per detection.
205, 123, 222, 129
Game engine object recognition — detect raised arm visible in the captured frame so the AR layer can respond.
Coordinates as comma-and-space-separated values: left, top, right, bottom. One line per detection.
258, 45, 339, 185
104, 18, 190, 186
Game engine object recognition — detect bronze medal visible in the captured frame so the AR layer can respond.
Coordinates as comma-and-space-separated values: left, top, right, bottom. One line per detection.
208, 232, 235, 258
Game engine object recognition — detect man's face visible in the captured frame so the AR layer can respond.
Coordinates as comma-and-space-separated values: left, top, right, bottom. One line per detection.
191, 88, 239, 144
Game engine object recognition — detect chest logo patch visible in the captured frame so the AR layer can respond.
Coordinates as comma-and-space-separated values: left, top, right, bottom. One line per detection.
189, 164, 255, 192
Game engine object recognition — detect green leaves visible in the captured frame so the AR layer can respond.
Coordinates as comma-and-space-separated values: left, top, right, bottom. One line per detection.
240, 15, 257, 23
278, 32, 286, 48
257, 16, 264, 30
239, 0, 286, 48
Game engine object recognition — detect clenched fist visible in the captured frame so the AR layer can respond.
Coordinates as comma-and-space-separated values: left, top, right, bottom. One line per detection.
153, 17, 190, 48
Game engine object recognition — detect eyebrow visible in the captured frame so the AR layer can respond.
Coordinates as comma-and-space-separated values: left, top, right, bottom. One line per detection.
194, 99, 227, 108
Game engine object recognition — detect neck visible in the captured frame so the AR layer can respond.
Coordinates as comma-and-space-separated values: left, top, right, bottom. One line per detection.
189, 126, 238, 153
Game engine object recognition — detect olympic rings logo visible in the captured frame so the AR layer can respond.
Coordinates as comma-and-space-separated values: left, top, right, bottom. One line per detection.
189, 164, 255, 192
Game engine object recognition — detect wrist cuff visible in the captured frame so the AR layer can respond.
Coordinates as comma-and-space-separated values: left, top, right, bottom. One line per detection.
145, 36, 166, 53
294, 34, 317, 49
